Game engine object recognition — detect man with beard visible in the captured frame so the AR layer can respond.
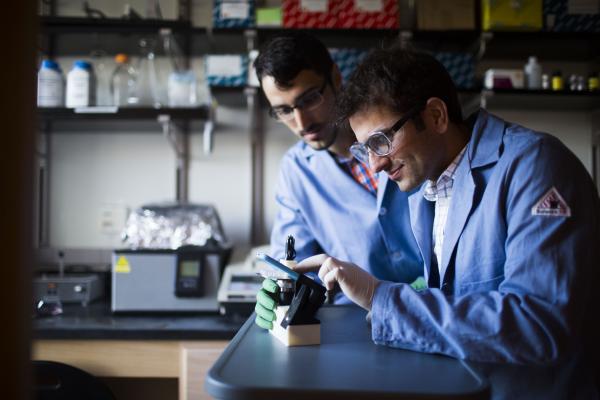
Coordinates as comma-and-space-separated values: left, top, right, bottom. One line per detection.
298, 46, 599, 398
253, 33, 423, 328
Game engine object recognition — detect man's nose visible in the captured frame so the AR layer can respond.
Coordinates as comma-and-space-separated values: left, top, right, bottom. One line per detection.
368, 152, 389, 173
293, 107, 311, 130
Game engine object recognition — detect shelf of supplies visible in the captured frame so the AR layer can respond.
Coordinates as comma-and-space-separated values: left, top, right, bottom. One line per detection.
40, 16, 191, 34
481, 89, 600, 110
37, 106, 210, 120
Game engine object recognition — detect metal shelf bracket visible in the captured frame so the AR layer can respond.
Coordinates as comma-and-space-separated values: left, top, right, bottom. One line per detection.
158, 114, 189, 202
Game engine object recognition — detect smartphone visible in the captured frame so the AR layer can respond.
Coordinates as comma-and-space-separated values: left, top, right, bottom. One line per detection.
256, 253, 299, 281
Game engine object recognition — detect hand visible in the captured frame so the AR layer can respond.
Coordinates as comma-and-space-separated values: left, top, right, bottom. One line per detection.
254, 278, 279, 330
296, 254, 379, 311
410, 276, 427, 291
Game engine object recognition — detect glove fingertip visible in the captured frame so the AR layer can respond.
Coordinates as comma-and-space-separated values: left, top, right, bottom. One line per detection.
255, 315, 273, 330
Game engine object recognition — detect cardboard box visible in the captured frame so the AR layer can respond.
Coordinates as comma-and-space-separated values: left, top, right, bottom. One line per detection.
544, 0, 600, 32
484, 69, 525, 89
482, 0, 543, 31
329, 48, 368, 82
337, 0, 399, 29
206, 55, 248, 87
417, 0, 475, 30
213, 0, 255, 28
282, 0, 337, 28
256, 7, 282, 26
435, 52, 476, 89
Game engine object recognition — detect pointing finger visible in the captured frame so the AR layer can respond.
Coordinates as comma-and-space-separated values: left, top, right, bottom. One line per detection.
294, 253, 330, 272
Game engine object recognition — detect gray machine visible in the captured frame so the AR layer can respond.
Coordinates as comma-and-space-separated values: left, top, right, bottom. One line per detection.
34, 274, 104, 306
111, 243, 231, 313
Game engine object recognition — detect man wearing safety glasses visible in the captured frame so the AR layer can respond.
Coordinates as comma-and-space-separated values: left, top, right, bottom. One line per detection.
297, 46, 599, 394
253, 33, 424, 328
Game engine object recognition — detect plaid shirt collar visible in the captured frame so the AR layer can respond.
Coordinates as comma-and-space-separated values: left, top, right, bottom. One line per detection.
336, 154, 379, 196
423, 146, 467, 202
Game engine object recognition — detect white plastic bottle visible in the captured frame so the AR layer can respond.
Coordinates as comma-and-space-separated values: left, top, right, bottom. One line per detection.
524, 56, 542, 90
110, 53, 138, 107
66, 60, 96, 108
37, 60, 64, 107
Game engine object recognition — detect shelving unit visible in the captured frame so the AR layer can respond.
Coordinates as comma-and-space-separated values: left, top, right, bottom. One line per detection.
40, 16, 191, 34
480, 89, 600, 110
36, 5, 211, 251
38, 106, 210, 120
36, 6, 600, 252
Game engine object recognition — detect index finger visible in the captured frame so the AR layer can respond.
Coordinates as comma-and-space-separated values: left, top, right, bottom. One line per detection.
294, 253, 330, 273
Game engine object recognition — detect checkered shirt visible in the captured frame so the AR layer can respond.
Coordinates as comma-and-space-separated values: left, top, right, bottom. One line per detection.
423, 146, 467, 270
337, 155, 378, 196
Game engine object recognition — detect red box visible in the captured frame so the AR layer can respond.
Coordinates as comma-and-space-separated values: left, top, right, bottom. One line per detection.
337, 0, 399, 29
282, 0, 338, 28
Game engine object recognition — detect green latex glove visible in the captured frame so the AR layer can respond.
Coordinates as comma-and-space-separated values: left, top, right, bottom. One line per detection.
254, 278, 279, 330
410, 276, 427, 291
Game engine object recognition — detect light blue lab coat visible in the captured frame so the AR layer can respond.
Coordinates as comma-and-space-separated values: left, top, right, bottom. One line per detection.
270, 141, 423, 291
371, 110, 599, 397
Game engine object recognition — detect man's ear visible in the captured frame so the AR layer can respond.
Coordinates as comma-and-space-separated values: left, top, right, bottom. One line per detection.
331, 64, 343, 91
426, 97, 449, 134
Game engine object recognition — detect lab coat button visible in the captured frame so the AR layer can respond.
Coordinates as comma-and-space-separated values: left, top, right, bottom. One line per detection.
392, 252, 402, 260
379, 207, 387, 216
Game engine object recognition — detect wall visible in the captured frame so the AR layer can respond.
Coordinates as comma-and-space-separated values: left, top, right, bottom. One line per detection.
44, 1, 596, 264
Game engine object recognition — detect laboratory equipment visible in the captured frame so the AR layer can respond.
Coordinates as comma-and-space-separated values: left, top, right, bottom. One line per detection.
37, 60, 64, 107
551, 70, 564, 91
110, 53, 137, 106
524, 56, 542, 89
90, 49, 111, 106
134, 38, 161, 107
217, 245, 270, 317
256, 253, 326, 328
34, 274, 103, 307
111, 243, 231, 312
112, 203, 232, 312
66, 60, 95, 108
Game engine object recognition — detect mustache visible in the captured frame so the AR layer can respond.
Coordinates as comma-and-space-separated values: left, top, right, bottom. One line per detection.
300, 123, 324, 135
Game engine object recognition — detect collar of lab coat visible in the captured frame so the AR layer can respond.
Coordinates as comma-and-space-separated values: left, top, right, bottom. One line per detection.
408, 109, 507, 287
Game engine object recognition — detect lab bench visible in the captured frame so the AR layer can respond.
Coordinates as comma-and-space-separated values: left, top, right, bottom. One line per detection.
206, 305, 490, 400
33, 301, 245, 400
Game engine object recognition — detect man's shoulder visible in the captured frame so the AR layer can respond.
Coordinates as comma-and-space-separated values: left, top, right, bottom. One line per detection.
502, 122, 578, 166
281, 141, 327, 166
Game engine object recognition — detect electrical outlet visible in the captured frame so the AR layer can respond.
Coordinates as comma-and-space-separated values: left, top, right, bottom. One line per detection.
99, 203, 128, 234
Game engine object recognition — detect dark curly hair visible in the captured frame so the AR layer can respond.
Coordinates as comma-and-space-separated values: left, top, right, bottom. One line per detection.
336, 45, 463, 126
254, 32, 334, 89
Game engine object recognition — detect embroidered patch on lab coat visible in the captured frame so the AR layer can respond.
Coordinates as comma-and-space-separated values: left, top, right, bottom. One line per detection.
531, 187, 571, 217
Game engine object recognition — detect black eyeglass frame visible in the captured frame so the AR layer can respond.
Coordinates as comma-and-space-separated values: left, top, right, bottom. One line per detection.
268, 80, 329, 121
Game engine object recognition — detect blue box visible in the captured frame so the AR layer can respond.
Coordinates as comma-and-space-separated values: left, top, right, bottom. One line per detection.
544, 0, 600, 32
205, 55, 248, 87
329, 48, 368, 83
435, 52, 475, 90
213, 0, 255, 28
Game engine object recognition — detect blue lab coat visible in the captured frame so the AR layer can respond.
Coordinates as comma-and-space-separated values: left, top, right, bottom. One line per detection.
371, 110, 599, 395
270, 141, 423, 289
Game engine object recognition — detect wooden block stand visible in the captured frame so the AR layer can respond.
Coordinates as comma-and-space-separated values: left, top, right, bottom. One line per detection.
269, 305, 320, 346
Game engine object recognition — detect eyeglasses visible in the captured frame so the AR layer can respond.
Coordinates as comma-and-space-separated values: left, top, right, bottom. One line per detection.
349, 105, 423, 165
268, 81, 328, 122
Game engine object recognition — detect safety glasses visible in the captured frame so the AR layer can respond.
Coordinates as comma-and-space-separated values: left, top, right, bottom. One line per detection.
349, 105, 423, 165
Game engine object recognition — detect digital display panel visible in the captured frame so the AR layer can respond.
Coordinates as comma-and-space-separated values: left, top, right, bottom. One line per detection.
180, 261, 200, 277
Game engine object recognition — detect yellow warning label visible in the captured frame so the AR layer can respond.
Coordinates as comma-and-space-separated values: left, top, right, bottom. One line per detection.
115, 256, 131, 273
